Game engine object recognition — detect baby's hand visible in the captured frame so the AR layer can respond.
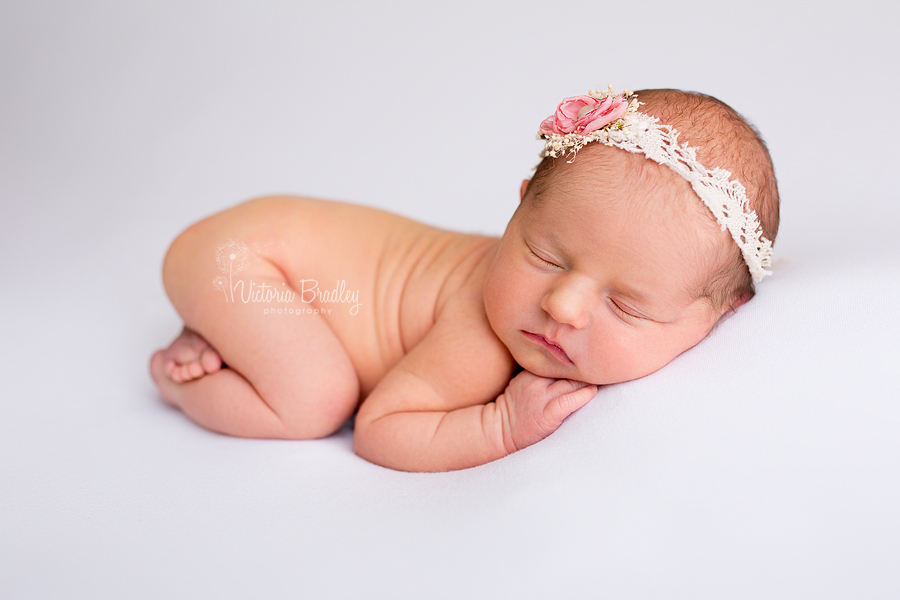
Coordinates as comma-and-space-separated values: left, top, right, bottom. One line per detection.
495, 371, 598, 454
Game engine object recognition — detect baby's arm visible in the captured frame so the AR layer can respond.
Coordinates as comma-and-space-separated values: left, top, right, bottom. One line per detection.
353, 301, 597, 472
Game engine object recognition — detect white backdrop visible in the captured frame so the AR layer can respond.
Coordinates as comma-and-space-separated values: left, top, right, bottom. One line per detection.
2, 1, 899, 598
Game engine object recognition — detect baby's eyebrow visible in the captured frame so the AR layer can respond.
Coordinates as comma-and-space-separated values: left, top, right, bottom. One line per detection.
538, 231, 572, 254
619, 288, 651, 304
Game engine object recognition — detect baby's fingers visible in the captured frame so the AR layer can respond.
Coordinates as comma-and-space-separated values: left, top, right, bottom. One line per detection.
544, 384, 598, 426
547, 378, 594, 397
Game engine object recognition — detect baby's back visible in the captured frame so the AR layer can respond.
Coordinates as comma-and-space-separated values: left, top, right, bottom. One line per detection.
209, 196, 504, 399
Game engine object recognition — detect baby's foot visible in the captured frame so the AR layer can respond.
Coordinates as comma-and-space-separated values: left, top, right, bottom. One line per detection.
159, 327, 223, 383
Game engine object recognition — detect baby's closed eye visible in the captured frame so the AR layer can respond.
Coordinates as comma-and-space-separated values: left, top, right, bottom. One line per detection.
608, 298, 645, 322
528, 247, 561, 269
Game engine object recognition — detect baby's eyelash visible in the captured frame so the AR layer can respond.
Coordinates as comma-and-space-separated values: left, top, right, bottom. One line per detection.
529, 249, 559, 268
610, 299, 643, 321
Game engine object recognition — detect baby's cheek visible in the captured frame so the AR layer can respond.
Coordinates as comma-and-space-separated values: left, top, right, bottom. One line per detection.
482, 273, 512, 337
581, 337, 653, 384
483, 262, 519, 313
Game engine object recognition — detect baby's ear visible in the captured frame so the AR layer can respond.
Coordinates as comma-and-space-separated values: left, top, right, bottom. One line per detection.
713, 290, 754, 327
519, 179, 531, 202
727, 290, 754, 314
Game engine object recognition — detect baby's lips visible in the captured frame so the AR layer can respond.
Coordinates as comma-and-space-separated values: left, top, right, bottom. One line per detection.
537, 332, 573, 364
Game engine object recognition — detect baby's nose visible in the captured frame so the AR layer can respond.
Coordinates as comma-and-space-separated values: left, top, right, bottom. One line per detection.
541, 280, 591, 329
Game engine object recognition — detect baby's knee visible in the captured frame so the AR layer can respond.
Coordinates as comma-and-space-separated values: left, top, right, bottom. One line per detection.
279, 375, 360, 439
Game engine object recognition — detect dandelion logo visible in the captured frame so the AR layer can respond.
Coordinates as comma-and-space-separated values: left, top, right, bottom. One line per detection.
214, 238, 252, 302
212, 276, 229, 301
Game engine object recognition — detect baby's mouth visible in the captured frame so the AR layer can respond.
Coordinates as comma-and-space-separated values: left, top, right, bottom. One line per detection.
523, 331, 572, 364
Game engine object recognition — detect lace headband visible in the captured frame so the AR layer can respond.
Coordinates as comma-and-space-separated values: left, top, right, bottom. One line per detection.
538, 87, 773, 283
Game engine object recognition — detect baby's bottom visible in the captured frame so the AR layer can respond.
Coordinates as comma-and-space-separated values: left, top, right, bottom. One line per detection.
149, 199, 360, 439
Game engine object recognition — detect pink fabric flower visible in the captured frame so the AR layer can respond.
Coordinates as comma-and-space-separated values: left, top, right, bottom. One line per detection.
540, 94, 629, 135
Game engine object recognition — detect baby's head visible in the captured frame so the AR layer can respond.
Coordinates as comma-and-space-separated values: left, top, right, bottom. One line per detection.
483, 87, 780, 385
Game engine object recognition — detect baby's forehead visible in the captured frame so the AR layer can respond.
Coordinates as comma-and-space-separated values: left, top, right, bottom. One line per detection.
543, 144, 702, 218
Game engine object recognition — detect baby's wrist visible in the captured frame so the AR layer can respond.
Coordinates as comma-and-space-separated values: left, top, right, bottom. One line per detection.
483, 397, 518, 458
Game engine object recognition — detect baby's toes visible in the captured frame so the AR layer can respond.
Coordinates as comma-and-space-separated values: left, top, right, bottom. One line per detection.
171, 362, 196, 383
199, 348, 223, 375
164, 359, 178, 379
185, 361, 205, 380
168, 363, 187, 383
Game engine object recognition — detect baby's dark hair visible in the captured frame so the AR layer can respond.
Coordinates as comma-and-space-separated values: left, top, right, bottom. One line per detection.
526, 88, 780, 314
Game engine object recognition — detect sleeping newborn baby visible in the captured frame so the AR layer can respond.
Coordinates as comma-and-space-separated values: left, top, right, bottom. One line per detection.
149, 87, 780, 472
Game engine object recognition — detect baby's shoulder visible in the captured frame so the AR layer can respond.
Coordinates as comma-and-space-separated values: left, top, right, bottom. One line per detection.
426, 244, 516, 400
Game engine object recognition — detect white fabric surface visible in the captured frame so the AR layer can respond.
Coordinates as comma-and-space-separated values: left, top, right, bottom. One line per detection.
2, 1, 899, 598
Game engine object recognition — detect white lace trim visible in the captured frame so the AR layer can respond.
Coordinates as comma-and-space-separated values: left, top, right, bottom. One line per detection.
540, 111, 773, 284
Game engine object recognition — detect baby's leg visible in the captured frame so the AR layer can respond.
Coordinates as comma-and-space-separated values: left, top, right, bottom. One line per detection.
149, 200, 360, 439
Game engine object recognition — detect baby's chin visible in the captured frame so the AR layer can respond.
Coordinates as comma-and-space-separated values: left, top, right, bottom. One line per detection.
522, 357, 667, 386
516, 356, 601, 385
513, 343, 681, 385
